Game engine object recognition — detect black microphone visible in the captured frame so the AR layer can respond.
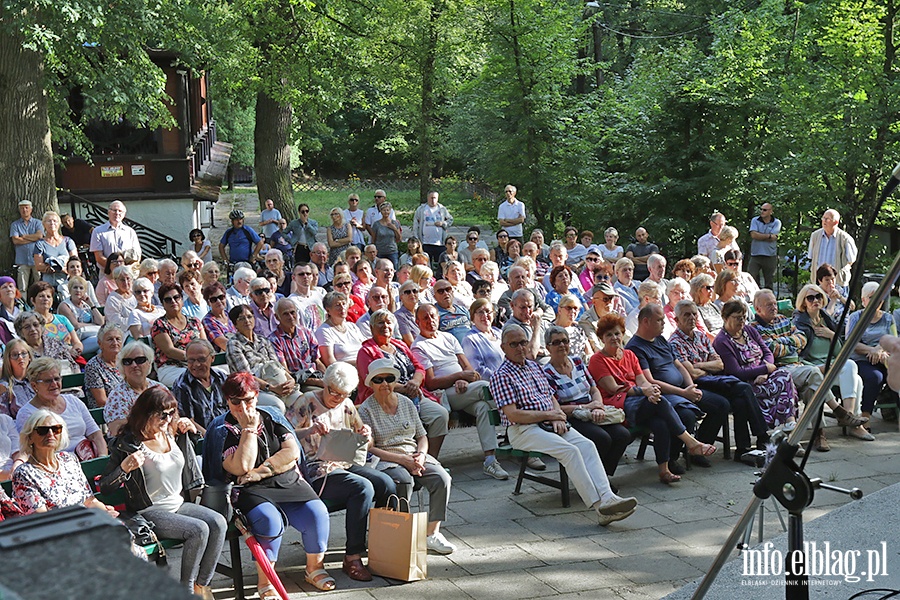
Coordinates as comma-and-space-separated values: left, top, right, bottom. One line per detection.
882, 161, 900, 198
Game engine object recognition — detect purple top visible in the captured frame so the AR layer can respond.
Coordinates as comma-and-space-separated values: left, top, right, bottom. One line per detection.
712, 325, 773, 382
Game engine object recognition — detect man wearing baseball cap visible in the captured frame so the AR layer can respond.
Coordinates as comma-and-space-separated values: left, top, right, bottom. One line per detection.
9, 200, 44, 292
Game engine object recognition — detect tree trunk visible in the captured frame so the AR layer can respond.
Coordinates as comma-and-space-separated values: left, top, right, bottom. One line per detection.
0, 30, 58, 271
254, 89, 295, 220
418, 1, 440, 203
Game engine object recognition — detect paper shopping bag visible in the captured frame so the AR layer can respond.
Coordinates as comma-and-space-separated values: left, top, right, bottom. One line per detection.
367, 497, 428, 581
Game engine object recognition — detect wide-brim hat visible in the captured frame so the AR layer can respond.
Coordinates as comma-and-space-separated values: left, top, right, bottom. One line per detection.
365, 357, 401, 387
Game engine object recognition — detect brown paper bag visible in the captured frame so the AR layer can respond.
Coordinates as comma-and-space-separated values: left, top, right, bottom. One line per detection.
367, 496, 428, 581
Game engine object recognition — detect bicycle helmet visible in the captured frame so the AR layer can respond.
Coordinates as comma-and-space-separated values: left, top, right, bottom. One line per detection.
229, 209, 244, 221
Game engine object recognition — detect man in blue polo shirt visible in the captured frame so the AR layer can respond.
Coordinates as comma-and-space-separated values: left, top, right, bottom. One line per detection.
625, 303, 729, 472
218, 209, 263, 265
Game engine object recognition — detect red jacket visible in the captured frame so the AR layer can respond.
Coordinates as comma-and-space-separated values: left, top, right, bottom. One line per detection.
355, 338, 439, 405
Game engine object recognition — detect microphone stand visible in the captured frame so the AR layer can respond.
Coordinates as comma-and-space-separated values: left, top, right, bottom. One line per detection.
691, 248, 900, 600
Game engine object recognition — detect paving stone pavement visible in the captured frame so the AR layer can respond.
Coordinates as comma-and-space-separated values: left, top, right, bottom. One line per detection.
152, 416, 900, 600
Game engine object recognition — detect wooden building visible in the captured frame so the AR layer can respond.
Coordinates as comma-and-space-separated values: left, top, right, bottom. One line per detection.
56, 50, 231, 259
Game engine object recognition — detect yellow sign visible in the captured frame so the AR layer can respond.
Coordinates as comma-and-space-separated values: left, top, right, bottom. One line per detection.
100, 166, 124, 177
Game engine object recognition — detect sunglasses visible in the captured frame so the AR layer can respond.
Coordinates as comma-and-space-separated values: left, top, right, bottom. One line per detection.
163, 295, 182, 304
402, 289, 417, 295
228, 394, 256, 406
208, 294, 226, 303
122, 356, 149, 366
703, 285, 715, 291
467, 237, 477, 241
806, 293, 823, 302
549, 339, 570, 346
252, 288, 270, 295
35, 424, 63, 436
335, 281, 351, 288
586, 257, 600, 263
371, 375, 396, 385
300, 209, 310, 214
725, 262, 739, 267
435, 288, 453, 294
156, 409, 176, 421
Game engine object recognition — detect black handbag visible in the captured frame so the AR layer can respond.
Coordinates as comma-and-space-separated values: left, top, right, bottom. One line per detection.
121, 513, 166, 565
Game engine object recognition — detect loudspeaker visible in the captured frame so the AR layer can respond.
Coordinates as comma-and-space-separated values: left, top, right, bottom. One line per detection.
0, 506, 192, 600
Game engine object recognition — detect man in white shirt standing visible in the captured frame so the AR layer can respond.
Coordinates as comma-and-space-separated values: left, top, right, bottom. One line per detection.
413, 191, 453, 267
259, 198, 282, 240
343, 193, 366, 250
697, 211, 737, 262
90, 199, 141, 270
497, 184, 526, 243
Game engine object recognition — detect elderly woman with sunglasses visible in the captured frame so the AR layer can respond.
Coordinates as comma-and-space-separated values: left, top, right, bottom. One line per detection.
83, 323, 124, 409
15, 357, 107, 460
0, 341, 35, 420
226, 304, 293, 413
152, 282, 209, 387
14, 312, 79, 375
200, 282, 235, 352
100, 387, 224, 599
793, 284, 871, 442
105, 341, 160, 437
287, 363, 397, 582
127, 277, 165, 340
690, 273, 722, 335
13, 410, 117, 515
544, 325, 631, 479
463, 299, 504, 380
358, 358, 456, 555
219, 372, 334, 594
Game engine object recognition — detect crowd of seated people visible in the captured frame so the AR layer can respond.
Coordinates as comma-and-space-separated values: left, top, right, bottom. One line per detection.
0, 194, 892, 598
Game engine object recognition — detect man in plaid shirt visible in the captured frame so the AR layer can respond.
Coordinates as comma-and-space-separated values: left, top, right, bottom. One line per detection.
269, 298, 324, 389
752, 289, 867, 451
669, 300, 768, 460
489, 324, 638, 526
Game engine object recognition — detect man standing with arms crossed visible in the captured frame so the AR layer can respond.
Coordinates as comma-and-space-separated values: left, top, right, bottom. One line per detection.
10, 200, 43, 292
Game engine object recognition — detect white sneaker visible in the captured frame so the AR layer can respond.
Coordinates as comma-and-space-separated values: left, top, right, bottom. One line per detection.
426, 532, 457, 555
596, 495, 638, 515
598, 507, 636, 526
526, 457, 546, 470
483, 460, 509, 480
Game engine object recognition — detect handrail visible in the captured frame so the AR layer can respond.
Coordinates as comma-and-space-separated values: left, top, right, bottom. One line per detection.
58, 190, 182, 261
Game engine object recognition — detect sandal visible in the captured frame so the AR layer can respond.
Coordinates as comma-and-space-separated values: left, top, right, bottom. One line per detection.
305, 569, 336, 592
688, 443, 716, 457
659, 471, 681, 485
258, 584, 279, 599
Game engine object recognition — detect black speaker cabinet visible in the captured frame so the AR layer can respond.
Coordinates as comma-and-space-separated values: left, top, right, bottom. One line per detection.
0, 505, 192, 600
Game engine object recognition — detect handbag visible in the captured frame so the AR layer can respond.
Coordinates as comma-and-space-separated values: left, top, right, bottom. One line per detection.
367, 495, 428, 582
597, 406, 626, 425
315, 429, 368, 464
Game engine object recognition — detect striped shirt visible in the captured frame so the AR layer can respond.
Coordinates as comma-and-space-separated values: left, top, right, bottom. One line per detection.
269, 325, 319, 373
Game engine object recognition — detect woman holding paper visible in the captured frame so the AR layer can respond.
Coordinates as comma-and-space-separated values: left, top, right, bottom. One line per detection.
288, 362, 396, 581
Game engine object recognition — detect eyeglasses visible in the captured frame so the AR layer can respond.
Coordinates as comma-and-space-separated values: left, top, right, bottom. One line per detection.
122, 356, 149, 366
435, 288, 452, 294
163, 295, 182, 304
349, 199, 359, 202
725, 261, 739, 267
335, 281, 351, 288
371, 375, 396, 384
374, 195, 386, 199
208, 294, 226, 303
295, 272, 313, 277
561, 305, 579, 311
300, 209, 309, 214
806, 293, 823, 302
10, 351, 29, 360
498, 234, 509, 239
586, 257, 600, 263
156, 409, 176, 421
467, 237, 477, 241
548, 339, 570, 346
34, 376, 62, 385
35, 425, 63, 436
401, 289, 417, 295
475, 309, 494, 316
228, 394, 256, 406
703, 285, 715, 291
252, 288, 270, 296
507, 340, 529, 348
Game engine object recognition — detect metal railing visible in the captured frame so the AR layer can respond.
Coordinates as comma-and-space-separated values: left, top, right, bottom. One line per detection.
60, 192, 182, 261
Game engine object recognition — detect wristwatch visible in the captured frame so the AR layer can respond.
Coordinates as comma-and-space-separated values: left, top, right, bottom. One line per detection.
263, 461, 275, 474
